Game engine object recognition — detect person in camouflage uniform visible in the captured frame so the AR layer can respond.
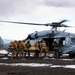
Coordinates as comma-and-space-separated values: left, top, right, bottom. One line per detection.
9, 41, 17, 59
14, 40, 19, 58
18, 40, 27, 58
40, 40, 47, 57
34, 41, 40, 57
25, 41, 31, 58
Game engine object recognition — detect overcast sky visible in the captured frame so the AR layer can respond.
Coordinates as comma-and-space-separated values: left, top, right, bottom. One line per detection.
0, 0, 75, 40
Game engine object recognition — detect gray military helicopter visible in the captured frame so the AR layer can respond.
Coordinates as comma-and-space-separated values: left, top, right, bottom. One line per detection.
1, 20, 75, 58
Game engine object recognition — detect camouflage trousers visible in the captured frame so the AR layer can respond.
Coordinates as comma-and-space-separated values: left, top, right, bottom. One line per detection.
11, 49, 16, 59
40, 48, 46, 57
18, 49, 24, 58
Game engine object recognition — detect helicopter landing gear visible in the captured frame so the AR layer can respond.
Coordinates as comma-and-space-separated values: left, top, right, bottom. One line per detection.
69, 52, 75, 58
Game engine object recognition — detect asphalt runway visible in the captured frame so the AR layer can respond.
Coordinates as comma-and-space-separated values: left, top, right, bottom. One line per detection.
0, 57, 75, 75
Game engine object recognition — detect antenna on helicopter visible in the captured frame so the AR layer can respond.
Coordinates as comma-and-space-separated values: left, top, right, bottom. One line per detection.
63, 29, 66, 32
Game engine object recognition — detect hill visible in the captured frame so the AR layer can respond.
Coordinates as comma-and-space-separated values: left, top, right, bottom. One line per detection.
3, 39, 13, 43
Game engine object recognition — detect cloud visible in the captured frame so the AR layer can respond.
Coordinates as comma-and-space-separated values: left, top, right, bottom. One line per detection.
43, 0, 75, 7
0, 0, 42, 16
0, 0, 75, 17
0, 0, 16, 16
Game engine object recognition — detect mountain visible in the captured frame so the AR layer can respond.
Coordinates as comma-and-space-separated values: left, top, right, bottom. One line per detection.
3, 39, 13, 43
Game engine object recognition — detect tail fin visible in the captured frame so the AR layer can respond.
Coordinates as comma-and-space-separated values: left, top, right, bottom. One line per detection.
0, 37, 4, 48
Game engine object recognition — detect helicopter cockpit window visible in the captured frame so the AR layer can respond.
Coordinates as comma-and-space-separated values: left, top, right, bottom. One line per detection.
71, 38, 75, 44
59, 37, 65, 46
65, 37, 71, 46
63, 40, 65, 45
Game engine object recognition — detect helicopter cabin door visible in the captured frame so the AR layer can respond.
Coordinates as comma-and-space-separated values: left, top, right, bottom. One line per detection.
43, 38, 54, 51
43, 37, 66, 51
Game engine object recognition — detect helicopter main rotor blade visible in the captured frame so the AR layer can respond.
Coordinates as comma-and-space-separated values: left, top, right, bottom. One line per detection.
0, 20, 50, 26
58, 24, 70, 27
59, 20, 68, 24
0, 20, 71, 28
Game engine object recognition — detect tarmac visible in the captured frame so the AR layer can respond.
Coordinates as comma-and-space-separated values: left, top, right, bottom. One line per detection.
0, 57, 75, 75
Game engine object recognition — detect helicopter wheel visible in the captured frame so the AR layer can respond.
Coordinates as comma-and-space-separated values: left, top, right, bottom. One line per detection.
69, 52, 75, 58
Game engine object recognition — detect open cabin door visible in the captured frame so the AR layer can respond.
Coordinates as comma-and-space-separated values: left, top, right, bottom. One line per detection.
43, 37, 65, 51
43, 38, 54, 51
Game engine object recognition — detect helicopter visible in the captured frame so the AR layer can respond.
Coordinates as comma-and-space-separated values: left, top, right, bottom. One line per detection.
1, 20, 75, 58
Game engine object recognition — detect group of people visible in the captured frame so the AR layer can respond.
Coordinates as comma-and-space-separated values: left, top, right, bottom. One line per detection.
8, 40, 27, 59
8, 39, 47, 59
